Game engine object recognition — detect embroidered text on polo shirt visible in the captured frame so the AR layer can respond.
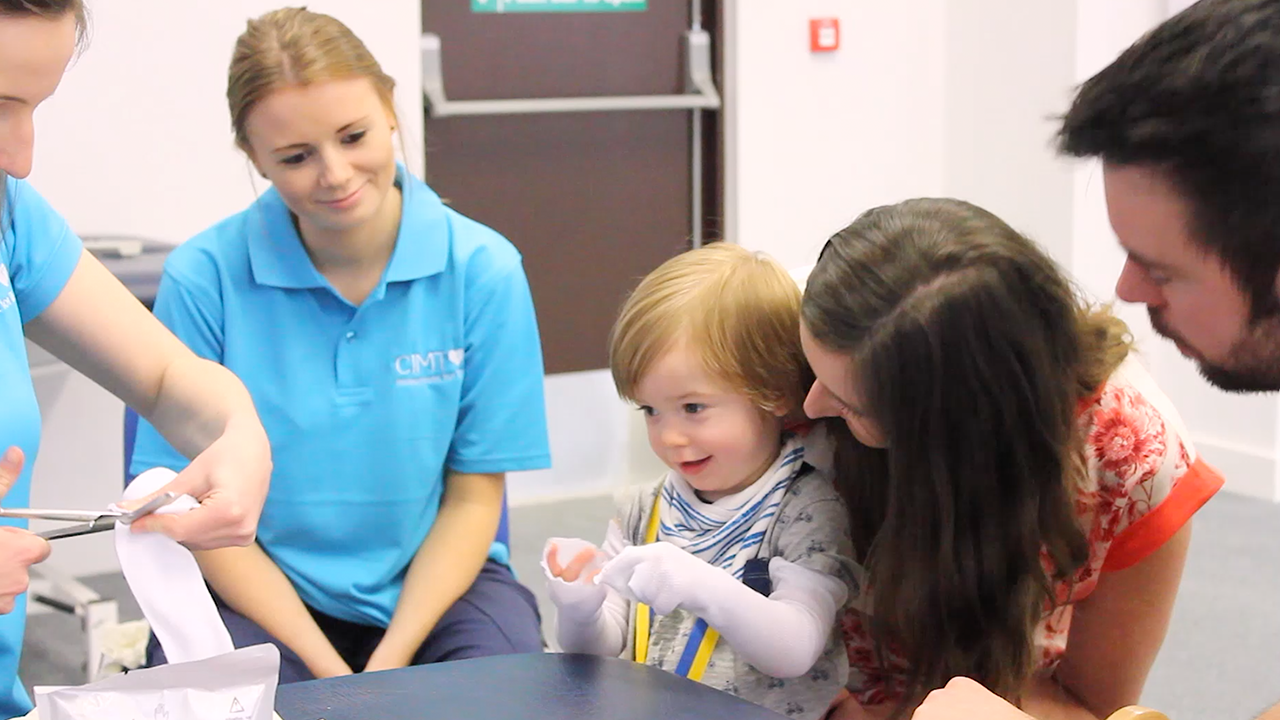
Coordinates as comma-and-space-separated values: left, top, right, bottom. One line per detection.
394, 348, 465, 386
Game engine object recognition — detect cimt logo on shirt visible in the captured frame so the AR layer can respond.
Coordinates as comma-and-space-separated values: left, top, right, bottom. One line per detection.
394, 348, 464, 386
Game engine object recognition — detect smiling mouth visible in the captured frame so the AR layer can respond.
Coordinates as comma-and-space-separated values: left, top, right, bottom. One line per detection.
320, 185, 363, 206
679, 458, 711, 475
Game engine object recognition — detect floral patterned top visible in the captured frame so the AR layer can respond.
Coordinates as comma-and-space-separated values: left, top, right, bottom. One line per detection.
841, 357, 1225, 704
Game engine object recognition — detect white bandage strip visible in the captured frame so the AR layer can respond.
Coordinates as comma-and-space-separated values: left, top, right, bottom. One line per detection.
114, 468, 234, 664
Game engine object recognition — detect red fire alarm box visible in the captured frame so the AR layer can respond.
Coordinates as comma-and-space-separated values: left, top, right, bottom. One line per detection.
810, 18, 840, 52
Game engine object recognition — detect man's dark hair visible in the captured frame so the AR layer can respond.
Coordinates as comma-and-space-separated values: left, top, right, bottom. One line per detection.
1059, 0, 1280, 316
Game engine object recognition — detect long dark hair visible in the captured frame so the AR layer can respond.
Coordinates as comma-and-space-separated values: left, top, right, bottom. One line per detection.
806, 199, 1130, 708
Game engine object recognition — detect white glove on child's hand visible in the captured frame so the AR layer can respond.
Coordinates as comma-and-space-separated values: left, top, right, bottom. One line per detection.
598, 541, 731, 616
542, 537, 609, 617
545, 521, 632, 656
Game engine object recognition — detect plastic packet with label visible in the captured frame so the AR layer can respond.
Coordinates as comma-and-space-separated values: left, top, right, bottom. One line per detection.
32, 644, 280, 720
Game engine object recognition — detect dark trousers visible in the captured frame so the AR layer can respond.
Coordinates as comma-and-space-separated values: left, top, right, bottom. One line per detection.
145, 560, 543, 684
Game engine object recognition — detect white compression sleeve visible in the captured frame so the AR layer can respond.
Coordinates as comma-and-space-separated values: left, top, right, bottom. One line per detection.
672, 556, 847, 679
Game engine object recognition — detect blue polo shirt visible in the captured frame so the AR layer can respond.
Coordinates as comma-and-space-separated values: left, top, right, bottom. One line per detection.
130, 167, 551, 627
0, 175, 84, 717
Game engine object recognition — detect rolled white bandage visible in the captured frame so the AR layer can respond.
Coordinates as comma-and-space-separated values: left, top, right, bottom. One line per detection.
115, 468, 234, 664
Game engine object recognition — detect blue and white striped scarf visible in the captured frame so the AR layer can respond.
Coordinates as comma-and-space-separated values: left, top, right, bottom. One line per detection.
656, 432, 815, 581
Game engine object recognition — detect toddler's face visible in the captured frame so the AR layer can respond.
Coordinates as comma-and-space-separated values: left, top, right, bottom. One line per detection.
633, 341, 784, 501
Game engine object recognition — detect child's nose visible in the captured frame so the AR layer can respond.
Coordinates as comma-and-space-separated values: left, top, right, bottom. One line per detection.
661, 425, 689, 447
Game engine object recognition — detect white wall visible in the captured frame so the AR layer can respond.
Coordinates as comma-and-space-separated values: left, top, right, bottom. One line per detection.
726, 0, 1078, 269
1070, 0, 1164, 339
943, 0, 1076, 267
25, 0, 424, 578
725, 0, 947, 270
504, 370, 665, 506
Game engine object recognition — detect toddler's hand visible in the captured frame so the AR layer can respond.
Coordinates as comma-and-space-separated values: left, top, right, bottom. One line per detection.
598, 541, 715, 616
545, 541, 604, 584
543, 537, 610, 617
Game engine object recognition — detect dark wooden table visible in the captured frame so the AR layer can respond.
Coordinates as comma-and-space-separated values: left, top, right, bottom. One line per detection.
275, 653, 786, 720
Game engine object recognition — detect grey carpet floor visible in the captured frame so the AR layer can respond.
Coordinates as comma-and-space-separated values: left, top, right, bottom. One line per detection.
21, 490, 1280, 719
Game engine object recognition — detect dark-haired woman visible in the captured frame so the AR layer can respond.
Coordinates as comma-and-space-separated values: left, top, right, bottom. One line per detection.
802, 198, 1222, 720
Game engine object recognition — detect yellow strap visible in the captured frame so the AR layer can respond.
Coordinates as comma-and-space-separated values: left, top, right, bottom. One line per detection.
634, 491, 720, 681
633, 599, 651, 664
686, 628, 720, 681
634, 495, 661, 664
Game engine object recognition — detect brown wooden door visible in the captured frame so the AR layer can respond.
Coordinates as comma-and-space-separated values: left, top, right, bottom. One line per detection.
421, 2, 721, 374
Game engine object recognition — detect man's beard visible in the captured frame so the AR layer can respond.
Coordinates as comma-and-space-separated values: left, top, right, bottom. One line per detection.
1151, 308, 1280, 393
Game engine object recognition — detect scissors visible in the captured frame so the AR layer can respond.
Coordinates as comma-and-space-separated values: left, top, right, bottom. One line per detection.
0, 492, 179, 540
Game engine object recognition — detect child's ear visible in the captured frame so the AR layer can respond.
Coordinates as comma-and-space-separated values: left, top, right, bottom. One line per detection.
763, 402, 794, 420
777, 405, 815, 430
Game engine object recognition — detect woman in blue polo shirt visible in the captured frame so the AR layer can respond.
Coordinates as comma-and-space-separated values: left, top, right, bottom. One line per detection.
131, 7, 551, 682
0, 1, 275, 715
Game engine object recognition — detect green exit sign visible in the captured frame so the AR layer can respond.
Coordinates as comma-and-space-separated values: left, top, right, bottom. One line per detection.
472, 0, 646, 12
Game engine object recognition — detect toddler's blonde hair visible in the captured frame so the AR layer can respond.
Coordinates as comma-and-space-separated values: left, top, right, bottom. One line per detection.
609, 243, 811, 416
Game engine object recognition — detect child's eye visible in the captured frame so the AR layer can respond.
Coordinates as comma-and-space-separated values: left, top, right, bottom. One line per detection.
342, 130, 367, 145
279, 150, 310, 166
682, 403, 704, 414
639, 405, 656, 417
